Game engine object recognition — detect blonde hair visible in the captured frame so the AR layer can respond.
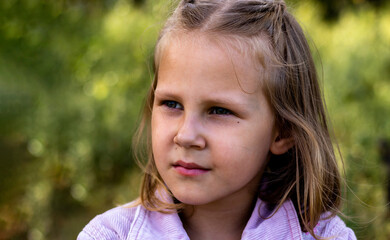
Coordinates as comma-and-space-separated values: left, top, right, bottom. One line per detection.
133, 0, 342, 238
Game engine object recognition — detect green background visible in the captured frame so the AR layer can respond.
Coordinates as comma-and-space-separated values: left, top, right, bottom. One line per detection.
1, 0, 389, 239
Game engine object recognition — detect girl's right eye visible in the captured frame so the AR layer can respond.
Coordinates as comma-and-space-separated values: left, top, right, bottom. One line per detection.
162, 100, 183, 110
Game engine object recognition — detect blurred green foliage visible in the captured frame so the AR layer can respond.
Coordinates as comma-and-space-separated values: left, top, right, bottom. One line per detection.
0, 0, 389, 239
295, 2, 390, 239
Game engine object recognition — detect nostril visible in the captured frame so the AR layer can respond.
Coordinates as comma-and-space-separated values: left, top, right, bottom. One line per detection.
173, 135, 180, 145
174, 116, 206, 149
174, 131, 206, 149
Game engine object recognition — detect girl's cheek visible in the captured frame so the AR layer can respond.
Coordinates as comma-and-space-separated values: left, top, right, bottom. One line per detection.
154, 113, 179, 135
202, 115, 242, 128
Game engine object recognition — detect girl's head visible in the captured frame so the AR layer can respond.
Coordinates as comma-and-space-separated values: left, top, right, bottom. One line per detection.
134, 0, 341, 236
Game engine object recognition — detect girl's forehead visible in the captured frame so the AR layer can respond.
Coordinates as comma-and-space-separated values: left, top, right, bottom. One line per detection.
157, 31, 268, 92
161, 31, 266, 63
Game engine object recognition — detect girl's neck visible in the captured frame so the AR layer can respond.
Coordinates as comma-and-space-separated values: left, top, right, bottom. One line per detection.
179, 195, 258, 240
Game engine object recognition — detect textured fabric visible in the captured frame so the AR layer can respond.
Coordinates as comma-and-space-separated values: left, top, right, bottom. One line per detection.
78, 198, 356, 240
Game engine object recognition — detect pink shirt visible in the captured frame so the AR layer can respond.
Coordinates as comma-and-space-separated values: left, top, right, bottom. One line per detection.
78, 198, 356, 239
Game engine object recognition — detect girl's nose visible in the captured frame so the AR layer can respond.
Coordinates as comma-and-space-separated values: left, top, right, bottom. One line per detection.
173, 115, 206, 149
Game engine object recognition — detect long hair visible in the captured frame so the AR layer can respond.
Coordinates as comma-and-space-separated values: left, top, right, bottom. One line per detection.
133, 0, 342, 238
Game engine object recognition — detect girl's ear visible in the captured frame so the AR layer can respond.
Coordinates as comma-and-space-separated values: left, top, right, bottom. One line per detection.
270, 133, 294, 155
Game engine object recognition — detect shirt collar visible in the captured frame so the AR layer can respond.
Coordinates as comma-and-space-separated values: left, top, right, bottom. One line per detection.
128, 198, 303, 240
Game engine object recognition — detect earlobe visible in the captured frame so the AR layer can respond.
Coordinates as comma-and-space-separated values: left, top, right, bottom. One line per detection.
270, 135, 294, 155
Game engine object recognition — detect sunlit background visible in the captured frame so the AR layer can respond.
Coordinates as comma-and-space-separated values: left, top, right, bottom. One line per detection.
1, 0, 389, 239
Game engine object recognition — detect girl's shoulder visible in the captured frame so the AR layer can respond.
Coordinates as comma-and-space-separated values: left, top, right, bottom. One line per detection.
77, 200, 189, 240
77, 202, 139, 240
302, 213, 356, 240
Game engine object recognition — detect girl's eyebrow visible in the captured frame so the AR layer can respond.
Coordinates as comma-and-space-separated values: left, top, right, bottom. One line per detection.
204, 97, 248, 107
154, 90, 183, 102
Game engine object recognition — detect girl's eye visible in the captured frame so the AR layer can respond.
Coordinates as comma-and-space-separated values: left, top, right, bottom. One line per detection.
162, 100, 183, 110
209, 107, 232, 115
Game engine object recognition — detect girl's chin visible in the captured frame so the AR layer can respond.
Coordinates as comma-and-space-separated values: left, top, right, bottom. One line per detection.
172, 192, 225, 207
172, 193, 213, 206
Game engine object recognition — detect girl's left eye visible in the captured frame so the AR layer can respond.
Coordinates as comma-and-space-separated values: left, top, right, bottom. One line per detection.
162, 100, 183, 110
209, 107, 232, 115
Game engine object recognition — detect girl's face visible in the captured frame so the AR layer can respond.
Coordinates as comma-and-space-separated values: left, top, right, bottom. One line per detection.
151, 33, 277, 207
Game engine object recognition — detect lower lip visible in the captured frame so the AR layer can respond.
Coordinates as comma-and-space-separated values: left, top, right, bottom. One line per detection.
174, 166, 210, 176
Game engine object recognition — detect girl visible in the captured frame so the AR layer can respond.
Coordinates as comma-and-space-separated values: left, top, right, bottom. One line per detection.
78, 0, 356, 239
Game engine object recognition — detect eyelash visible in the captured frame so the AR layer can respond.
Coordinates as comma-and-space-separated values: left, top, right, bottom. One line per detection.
161, 101, 233, 115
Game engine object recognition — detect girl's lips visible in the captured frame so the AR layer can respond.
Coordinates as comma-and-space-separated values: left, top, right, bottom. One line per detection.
173, 160, 210, 176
